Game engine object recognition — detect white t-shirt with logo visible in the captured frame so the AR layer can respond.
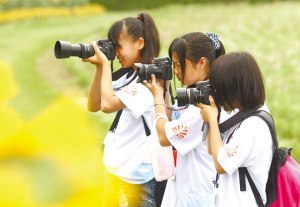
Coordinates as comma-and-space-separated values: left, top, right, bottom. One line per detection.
103, 71, 155, 184
215, 105, 273, 207
162, 105, 234, 207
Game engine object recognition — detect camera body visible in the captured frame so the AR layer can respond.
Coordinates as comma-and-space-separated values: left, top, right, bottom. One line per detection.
135, 57, 173, 81
176, 80, 215, 107
54, 39, 115, 60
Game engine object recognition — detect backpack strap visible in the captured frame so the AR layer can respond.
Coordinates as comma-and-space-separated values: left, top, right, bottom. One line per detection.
109, 110, 123, 132
112, 67, 133, 81
239, 167, 265, 207
219, 109, 277, 207
142, 115, 151, 136
109, 110, 150, 136
237, 110, 277, 207
109, 68, 151, 136
219, 107, 259, 133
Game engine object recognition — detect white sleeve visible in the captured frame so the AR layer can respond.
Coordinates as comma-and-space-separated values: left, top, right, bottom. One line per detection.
165, 106, 205, 156
217, 117, 269, 175
115, 82, 153, 119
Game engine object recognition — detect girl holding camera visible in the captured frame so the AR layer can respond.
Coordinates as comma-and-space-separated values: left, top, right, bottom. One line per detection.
144, 32, 227, 206
83, 12, 161, 206
198, 52, 273, 206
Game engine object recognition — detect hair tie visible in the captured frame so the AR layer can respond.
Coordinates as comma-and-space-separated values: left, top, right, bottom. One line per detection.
137, 15, 144, 22
205, 32, 220, 50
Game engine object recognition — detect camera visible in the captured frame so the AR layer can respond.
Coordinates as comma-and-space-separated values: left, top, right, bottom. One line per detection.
135, 57, 172, 81
176, 80, 215, 107
54, 39, 115, 60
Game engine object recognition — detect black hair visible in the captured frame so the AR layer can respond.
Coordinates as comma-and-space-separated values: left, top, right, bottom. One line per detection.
209, 51, 265, 111
108, 12, 160, 64
168, 32, 225, 80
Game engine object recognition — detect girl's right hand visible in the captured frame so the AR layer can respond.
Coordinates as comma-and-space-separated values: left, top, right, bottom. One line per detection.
82, 42, 109, 68
143, 74, 164, 98
198, 96, 219, 124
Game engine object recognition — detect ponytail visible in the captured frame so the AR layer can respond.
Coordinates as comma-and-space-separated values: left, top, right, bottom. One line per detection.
137, 13, 160, 63
108, 12, 160, 64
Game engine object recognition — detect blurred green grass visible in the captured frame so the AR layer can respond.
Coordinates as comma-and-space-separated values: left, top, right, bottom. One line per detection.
0, 2, 300, 206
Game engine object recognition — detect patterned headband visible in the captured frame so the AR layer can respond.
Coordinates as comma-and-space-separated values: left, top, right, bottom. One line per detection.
205, 32, 221, 50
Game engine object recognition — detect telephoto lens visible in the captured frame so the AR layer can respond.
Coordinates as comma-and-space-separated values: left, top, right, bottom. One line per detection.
54, 41, 95, 59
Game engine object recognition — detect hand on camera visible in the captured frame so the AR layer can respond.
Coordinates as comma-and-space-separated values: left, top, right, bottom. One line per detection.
143, 74, 164, 97
82, 42, 109, 68
198, 96, 218, 124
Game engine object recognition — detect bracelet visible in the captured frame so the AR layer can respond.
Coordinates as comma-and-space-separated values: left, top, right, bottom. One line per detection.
154, 103, 166, 108
154, 113, 168, 123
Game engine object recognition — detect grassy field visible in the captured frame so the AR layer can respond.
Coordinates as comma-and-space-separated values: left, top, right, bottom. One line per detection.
0, 2, 300, 206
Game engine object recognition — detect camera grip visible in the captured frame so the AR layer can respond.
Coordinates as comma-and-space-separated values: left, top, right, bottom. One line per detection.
202, 122, 209, 141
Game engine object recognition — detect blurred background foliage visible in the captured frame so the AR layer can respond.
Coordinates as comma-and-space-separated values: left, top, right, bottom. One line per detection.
0, 0, 298, 10
0, 0, 299, 206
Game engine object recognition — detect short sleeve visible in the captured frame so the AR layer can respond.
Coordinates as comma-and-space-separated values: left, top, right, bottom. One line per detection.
217, 117, 269, 175
165, 106, 205, 156
115, 82, 153, 119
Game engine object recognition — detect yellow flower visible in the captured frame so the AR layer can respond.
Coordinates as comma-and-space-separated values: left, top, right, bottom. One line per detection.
0, 60, 18, 102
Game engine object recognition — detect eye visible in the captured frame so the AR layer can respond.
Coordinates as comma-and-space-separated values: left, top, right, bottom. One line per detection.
173, 62, 181, 68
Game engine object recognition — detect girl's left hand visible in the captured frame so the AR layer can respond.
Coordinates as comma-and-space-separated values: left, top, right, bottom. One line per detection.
198, 96, 219, 124
143, 74, 164, 97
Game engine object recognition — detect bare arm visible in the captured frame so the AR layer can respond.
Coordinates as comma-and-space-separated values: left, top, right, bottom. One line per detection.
100, 61, 125, 113
199, 96, 226, 174
83, 43, 125, 113
87, 66, 102, 112
207, 130, 212, 155
144, 75, 171, 146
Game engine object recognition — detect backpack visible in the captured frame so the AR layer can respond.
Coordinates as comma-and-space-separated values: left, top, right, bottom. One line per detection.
219, 109, 300, 207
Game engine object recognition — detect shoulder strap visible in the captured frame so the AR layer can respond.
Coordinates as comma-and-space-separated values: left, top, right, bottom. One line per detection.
219, 107, 259, 133
109, 68, 150, 135
239, 167, 265, 207
142, 116, 151, 136
237, 110, 278, 207
109, 110, 123, 132
252, 110, 278, 148
109, 111, 151, 136
112, 68, 133, 81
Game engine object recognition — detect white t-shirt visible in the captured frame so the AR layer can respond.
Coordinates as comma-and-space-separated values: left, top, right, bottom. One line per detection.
215, 105, 273, 207
162, 105, 234, 207
103, 71, 155, 184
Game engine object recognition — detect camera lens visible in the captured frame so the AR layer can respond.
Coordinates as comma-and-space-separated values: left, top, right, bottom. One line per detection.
137, 64, 156, 81
54, 40, 95, 59
176, 88, 190, 107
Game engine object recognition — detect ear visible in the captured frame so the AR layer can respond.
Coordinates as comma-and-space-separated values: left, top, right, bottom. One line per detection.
137, 37, 145, 50
199, 57, 207, 68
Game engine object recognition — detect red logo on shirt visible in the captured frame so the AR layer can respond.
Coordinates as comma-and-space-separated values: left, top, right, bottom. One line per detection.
172, 125, 188, 139
225, 145, 238, 157
122, 84, 137, 96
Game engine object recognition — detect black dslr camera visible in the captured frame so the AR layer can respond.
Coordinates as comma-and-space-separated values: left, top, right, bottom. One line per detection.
176, 80, 215, 107
135, 57, 172, 81
54, 39, 115, 60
